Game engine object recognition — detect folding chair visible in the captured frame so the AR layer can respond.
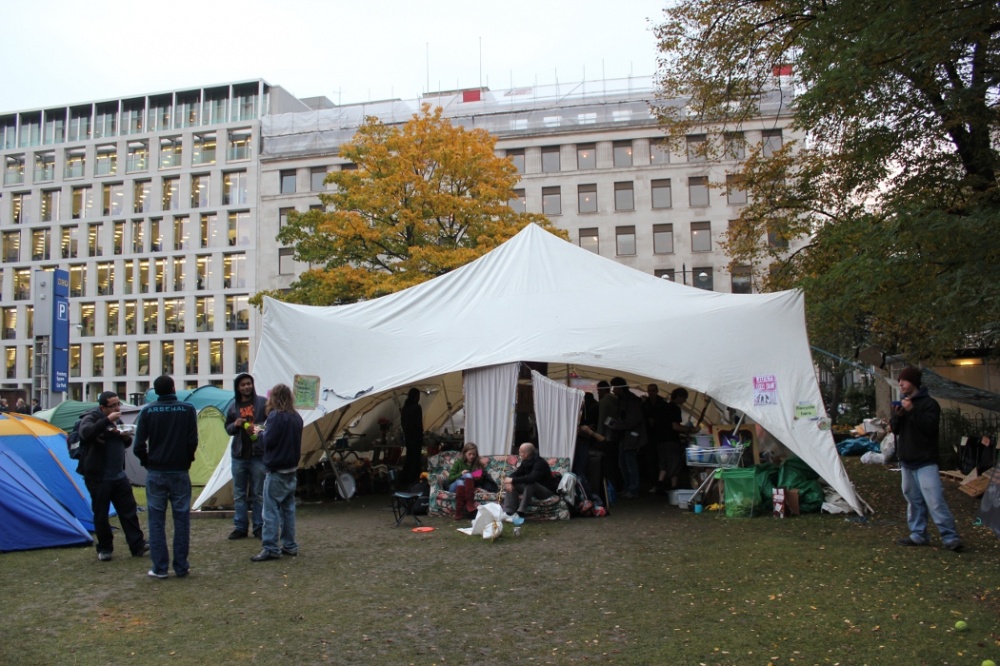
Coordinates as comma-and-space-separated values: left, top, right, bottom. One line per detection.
391, 492, 422, 527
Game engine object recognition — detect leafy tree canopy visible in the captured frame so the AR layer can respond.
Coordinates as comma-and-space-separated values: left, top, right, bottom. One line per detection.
254, 104, 561, 306
655, 0, 1000, 361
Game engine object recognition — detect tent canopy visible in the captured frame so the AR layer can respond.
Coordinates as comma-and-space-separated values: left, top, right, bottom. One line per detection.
252, 223, 862, 514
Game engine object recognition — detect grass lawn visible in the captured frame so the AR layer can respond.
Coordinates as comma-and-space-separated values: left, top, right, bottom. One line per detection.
1, 458, 997, 665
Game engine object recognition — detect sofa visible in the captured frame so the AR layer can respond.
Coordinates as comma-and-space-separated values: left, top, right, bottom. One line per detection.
427, 450, 571, 521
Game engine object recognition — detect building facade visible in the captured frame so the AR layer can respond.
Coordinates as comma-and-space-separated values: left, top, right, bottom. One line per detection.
1, 76, 796, 406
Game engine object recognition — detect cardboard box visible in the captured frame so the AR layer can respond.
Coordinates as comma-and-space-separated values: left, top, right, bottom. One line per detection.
772, 487, 785, 518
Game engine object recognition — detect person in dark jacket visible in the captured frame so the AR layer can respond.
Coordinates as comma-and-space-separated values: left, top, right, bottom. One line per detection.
134, 375, 199, 578
224, 372, 268, 540
78, 391, 147, 561
251, 383, 303, 562
399, 387, 424, 485
889, 366, 962, 551
611, 377, 646, 498
503, 442, 557, 525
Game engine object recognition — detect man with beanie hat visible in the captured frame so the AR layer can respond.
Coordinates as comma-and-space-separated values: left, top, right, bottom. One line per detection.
134, 375, 199, 578
224, 373, 267, 540
890, 366, 962, 551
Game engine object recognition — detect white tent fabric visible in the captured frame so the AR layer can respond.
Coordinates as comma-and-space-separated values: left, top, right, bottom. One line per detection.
464, 364, 518, 456
252, 223, 863, 514
531, 369, 584, 460
193, 442, 233, 510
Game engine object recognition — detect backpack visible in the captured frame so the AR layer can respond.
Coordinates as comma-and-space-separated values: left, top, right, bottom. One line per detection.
66, 418, 86, 460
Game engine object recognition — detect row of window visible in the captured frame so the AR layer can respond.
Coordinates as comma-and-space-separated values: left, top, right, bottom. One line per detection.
3, 130, 252, 186
6, 172, 252, 225
580, 222, 785, 259
504, 130, 783, 174
511, 175, 746, 216
0, 251, 250, 301
2, 213, 253, 263
2, 338, 250, 380
277, 165, 349, 194
0, 84, 260, 149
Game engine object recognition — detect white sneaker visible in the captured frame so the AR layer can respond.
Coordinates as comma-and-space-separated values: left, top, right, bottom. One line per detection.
147, 570, 168, 579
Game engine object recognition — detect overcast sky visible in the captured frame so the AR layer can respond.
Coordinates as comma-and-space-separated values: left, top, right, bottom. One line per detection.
0, 0, 667, 112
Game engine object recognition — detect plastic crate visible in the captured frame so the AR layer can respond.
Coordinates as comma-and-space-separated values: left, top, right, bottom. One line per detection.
686, 446, 743, 467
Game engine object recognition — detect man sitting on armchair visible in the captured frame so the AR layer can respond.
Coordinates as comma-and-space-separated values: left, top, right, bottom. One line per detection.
503, 442, 558, 526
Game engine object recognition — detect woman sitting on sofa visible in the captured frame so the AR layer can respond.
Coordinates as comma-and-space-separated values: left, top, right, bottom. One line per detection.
445, 443, 498, 519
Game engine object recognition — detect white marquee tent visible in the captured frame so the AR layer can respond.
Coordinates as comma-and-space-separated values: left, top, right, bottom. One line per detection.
217, 224, 862, 514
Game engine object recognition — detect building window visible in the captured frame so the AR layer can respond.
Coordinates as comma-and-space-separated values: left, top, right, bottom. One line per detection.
726, 174, 747, 205
650, 140, 670, 165
64, 149, 85, 179
69, 265, 85, 298
768, 225, 789, 248
204, 88, 228, 125
278, 207, 293, 229
686, 134, 707, 162
232, 86, 258, 122
162, 177, 179, 211
577, 112, 597, 125
124, 301, 137, 333
200, 214, 221, 249
654, 268, 675, 282
96, 262, 113, 295
161, 340, 174, 375
576, 144, 596, 170
4, 155, 25, 186
506, 149, 525, 174
12, 193, 33, 225
731, 265, 752, 294
235, 339, 250, 373
224, 171, 248, 205
126, 141, 148, 173
132, 220, 145, 254
725, 132, 746, 160
143, 299, 159, 334
577, 184, 597, 214
227, 212, 251, 247
31, 228, 50, 261
3, 231, 20, 262
174, 217, 191, 251
226, 295, 250, 331
223, 253, 247, 288
688, 176, 709, 207
653, 224, 673, 254
95, 145, 117, 176
310, 167, 327, 191
68, 106, 90, 142
175, 91, 200, 128
172, 256, 186, 290
691, 221, 712, 252
614, 182, 634, 211
34, 151, 55, 182
72, 186, 94, 219
14, 269, 31, 300
651, 179, 672, 210
228, 129, 252, 161
164, 298, 185, 333
61, 226, 80, 259
579, 227, 599, 254
209, 339, 224, 374
150, 219, 163, 252
159, 137, 182, 169
93, 102, 118, 139
122, 99, 145, 135
43, 109, 65, 144
41, 189, 60, 222
102, 183, 124, 216
88, 223, 104, 258
280, 169, 296, 194
113, 221, 124, 255
762, 129, 783, 158
184, 340, 198, 375
692, 266, 714, 291
5, 348, 15, 379
613, 141, 633, 167
193, 132, 216, 165
149, 95, 172, 132
196, 296, 214, 330
541, 186, 561, 216
615, 226, 636, 256
541, 146, 560, 173
279, 247, 295, 275
133, 180, 151, 214
508, 189, 526, 213
191, 174, 210, 208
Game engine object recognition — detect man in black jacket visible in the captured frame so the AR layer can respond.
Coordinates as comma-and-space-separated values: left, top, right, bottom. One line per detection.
503, 442, 557, 526
224, 373, 267, 540
134, 376, 199, 579
78, 392, 147, 562
890, 366, 962, 552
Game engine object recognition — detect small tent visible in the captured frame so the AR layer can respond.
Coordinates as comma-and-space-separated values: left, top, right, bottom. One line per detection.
190, 406, 232, 487
0, 447, 92, 552
0, 413, 96, 540
249, 224, 864, 514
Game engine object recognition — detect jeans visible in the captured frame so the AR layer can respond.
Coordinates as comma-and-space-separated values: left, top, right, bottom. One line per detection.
448, 473, 473, 493
262, 471, 298, 555
84, 475, 145, 555
231, 456, 266, 533
503, 481, 554, 515
146, 471, 192, 576
901, 463, 960, 545
618, 447, 640, 495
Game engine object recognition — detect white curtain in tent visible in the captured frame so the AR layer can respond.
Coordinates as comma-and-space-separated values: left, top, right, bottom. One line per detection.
530, 369, 584, 460
463, 364, 518, 457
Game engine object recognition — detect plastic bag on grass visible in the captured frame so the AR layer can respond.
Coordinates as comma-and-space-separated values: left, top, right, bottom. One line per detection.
457, 502, 506, 541
721, 468, 757, 517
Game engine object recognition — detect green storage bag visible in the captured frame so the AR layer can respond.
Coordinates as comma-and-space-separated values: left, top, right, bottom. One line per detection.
721, 467, 757, 517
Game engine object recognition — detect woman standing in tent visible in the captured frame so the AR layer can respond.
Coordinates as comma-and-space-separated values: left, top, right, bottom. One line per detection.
400, 388, 424, 485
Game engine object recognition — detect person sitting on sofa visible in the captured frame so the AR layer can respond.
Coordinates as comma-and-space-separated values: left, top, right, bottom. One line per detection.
503, 442, 558, 526
446, 443, 498, 520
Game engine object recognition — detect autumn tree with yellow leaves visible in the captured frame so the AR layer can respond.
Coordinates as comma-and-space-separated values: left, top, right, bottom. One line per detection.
256, 105, 558, 306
